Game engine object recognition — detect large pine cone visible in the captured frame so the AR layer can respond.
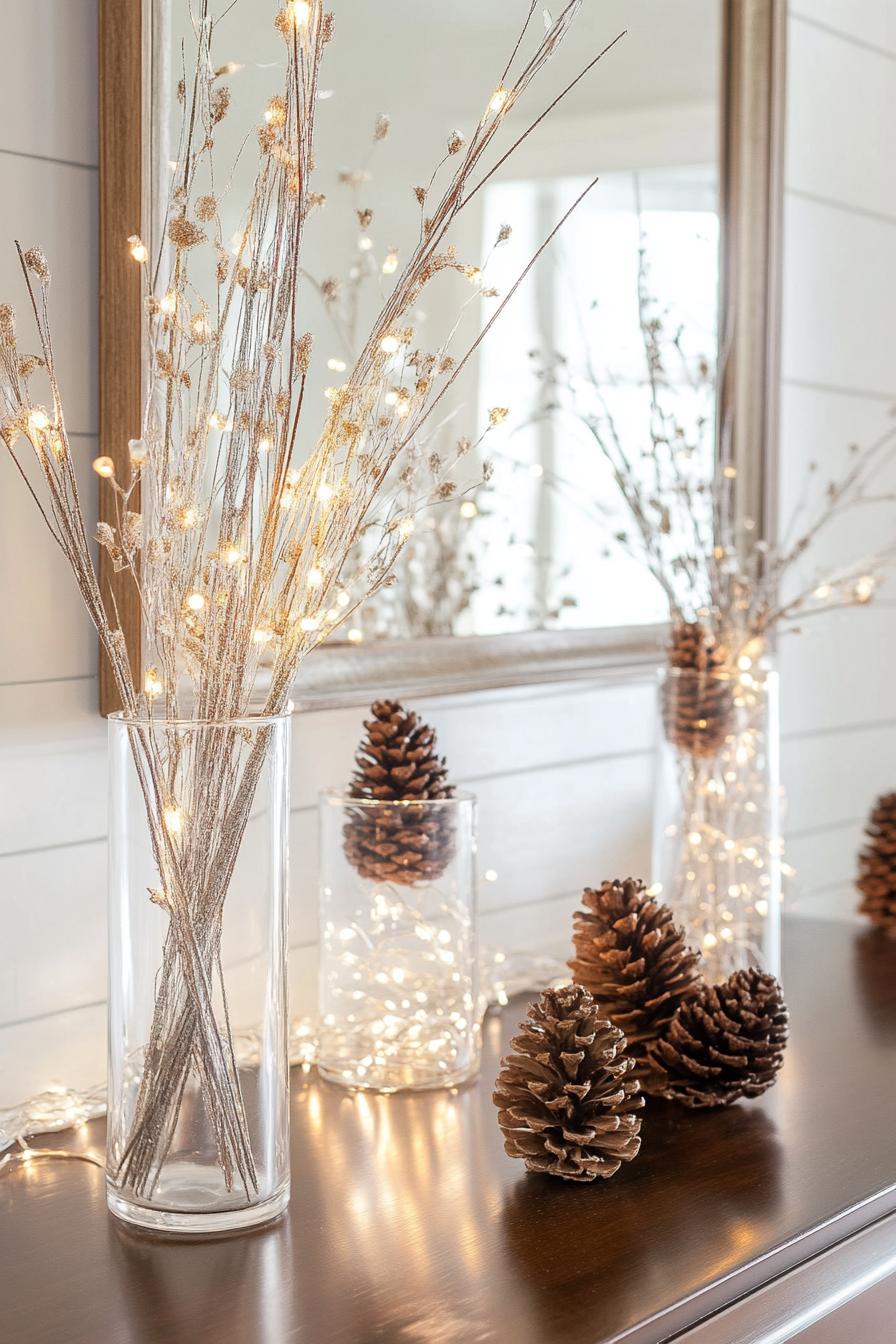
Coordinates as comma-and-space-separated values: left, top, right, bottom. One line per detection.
493, 984, 643, 1182
569, 878, 701, 1083
857, 792, 896, 936
343, 701, 455, 886
647, 968, 788, 1108
662, 620, 734, 759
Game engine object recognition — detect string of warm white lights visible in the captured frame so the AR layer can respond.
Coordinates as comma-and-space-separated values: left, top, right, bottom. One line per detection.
0, 945, 566, 1172
319, 885, 479, 1092
655, 668, 788, 981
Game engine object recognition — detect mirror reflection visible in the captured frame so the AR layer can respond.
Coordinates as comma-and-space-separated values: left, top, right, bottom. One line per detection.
159, 0, 720, 642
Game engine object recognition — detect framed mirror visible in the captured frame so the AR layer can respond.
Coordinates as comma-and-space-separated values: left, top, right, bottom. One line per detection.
98, 0, 784, 713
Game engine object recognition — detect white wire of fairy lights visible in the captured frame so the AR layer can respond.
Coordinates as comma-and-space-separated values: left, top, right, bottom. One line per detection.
0, 945, 567, 1174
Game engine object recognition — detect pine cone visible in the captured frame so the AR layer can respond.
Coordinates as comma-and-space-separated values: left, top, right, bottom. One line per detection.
662, 620, 734, 759
569, 878, 701, 1083
343, 700, 455, 886
857, 792, 896, 936
647, 968, 788, 1108
493, 984, 642, 1182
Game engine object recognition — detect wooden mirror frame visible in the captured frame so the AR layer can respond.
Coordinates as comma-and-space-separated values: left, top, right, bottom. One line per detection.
98, 0, 785, 714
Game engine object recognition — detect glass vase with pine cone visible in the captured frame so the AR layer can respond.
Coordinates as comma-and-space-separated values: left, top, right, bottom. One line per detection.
654, 662, 783, 982
319, 701, 478, 1092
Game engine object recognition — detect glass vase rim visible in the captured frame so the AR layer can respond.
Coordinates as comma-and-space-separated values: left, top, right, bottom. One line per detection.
320, 786, 475, 809
108, 707, 292, 730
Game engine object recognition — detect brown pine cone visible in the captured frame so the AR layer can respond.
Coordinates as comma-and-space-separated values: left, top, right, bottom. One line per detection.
647, 968, 788, 1108
857, 792, 896, 936
662, 620, 734, 759
343, 700, 455, 886
569, 878, 701, 1084
493, 984, 643, 1182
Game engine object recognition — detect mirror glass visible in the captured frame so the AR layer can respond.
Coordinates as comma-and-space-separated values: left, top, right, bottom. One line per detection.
156, 0, 721, 643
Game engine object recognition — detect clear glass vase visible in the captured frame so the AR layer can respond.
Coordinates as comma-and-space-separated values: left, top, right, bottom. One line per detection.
106, 710, 291, 1234
653, 665, 782, 983
318, 790, 479, 1092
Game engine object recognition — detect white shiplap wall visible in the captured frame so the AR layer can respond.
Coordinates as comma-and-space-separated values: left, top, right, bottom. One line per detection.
1, 1, 894, 1107
777, 1, 896, 922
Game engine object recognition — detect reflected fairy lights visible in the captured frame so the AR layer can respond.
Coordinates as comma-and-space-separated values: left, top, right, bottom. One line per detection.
292, 1055, 509, 1331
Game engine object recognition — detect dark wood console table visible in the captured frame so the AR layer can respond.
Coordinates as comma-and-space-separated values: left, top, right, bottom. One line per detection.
2, 919, 895, 1343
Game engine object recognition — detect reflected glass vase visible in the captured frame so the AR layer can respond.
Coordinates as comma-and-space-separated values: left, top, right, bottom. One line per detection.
653, 663, 782, 983
318, 789, 479, 1092
106, 710, 291, 1235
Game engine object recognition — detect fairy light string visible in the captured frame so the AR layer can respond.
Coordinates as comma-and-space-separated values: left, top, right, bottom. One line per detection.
655, 666, 788, 982
319, 883, 478, 1092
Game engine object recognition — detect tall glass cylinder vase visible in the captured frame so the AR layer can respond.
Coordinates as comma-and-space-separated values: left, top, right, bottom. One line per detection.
106, 711, 291, 1235
318, 790, 479, 1092
653, 665, 782, 983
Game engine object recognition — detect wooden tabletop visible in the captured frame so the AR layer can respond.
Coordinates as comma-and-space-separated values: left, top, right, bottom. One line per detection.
2, 918, 895, 1344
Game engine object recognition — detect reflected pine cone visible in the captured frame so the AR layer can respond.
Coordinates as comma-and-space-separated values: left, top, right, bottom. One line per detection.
662, 620, 734, 759
569, 878, 701, 1084
857, 792, 896, 936
493, 984, 643, 1182
343, 700, 454, 886
647, 969, 788, 1108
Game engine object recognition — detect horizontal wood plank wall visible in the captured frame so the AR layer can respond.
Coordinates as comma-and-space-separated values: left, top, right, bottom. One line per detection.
2, 0, 895, 1104
778, 2, 896, 922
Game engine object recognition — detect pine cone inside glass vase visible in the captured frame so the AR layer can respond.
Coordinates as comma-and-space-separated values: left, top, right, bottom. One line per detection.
493, 984, 643, 1182
569, 878, 701, 1084
647, 969, 788, 1108
343, 700, 455, 886
662, 619, 734, 759
857, 792, 896, 936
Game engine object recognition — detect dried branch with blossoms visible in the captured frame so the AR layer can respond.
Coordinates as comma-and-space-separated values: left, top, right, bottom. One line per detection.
0, 0, 621, 1203
299, 118, 527, 642
534, 242, 896, 667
